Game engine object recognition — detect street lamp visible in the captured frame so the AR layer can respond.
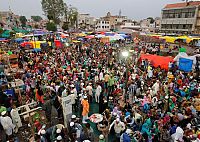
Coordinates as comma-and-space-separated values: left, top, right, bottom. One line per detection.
122, 50, 129, 103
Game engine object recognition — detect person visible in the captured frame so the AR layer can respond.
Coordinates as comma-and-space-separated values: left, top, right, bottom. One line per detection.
95, 83, 102, 103
120, 129, 133, 142
0, 111, 15, 140
81, 96, 89, 123
39, 129, 47, 142
10, 104, 22, 133
109, 118, 126, 142
97, 120, 109, 142
99, 134, 106, 142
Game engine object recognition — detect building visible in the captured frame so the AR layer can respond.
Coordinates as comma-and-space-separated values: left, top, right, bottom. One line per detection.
0, 11, 20, 29
160, 1, 200, 34
140, 17, 160, 32
95, 19, 110, 31
99, 12, 127, 31
77, 14, 96, 30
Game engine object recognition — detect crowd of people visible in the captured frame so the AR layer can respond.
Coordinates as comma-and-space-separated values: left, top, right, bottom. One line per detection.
0, 35, 200, 142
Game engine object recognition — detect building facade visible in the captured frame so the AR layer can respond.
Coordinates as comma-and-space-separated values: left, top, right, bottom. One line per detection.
160, 1, 200, 34
77, 14, 96, 30
95, 19, 110, 31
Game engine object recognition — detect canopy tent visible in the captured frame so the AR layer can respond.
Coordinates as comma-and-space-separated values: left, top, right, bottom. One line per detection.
13, 27, 29, 34
1, 30, 10, 38
140, 54, 174, 70
174, 52, 199, 72
0, 38, 9, 42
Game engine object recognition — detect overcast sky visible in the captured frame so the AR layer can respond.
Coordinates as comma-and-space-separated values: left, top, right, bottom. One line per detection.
0, 0, 182, 20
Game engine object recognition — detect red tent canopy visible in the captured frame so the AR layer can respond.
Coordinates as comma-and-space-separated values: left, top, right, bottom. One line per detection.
140, 54, 174, 70
20, 42, 33, 48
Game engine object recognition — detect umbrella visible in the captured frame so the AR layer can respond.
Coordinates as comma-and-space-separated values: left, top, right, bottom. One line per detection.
179, 47, 186, 53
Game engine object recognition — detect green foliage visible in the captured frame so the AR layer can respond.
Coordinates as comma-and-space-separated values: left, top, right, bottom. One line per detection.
41, 0, 65, 24
31, 16, 43, 22
19, 16, 27, 27
64, 5, 78, 29
62, 22, 69, 31
46, 22, 57, 32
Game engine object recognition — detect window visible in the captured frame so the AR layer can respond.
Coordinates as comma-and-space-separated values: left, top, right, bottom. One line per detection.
102, 26, 104, 28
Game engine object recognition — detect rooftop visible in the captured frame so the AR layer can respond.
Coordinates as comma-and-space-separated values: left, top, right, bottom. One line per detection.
164, 1, 200, 9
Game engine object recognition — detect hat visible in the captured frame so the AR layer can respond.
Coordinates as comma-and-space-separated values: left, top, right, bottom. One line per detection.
1, 111, 6, 116
99, 134, 104, 139
113, 112, 117, 116
57, 135, 62, 140
40, 129, 46, 135
81, 83, 84, 86
89, 83, 92, 85
84, 96, 87, 99
71, 115, 76, 119
70, 122, 74, 127
83, 140, 91, 142
126, 129, 132, 134
116, 118, 120, 122
70, 84, 75, 87
56, 129, 61, 134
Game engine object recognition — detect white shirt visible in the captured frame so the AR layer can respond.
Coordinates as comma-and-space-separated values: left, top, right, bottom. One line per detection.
86, 85, 93, 96
109, 120, 125, 133
95, 85, 102, 95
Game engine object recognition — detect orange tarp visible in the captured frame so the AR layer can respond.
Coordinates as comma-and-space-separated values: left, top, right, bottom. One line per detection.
140, 54, 174, 70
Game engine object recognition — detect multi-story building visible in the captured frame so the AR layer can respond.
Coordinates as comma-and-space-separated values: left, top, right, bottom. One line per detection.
77, 14, 96, 30
95, 19, 110, 31
160, 1, 200, 34
0, 11, 20, 29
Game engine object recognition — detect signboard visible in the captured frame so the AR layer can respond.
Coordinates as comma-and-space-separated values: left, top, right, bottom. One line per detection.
61, 95, 72, 127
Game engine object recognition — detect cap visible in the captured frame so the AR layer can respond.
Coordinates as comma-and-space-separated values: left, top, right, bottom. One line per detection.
70, 122, 75, 127
57, 135, 62, 140
71, 115, 76, 119
1, 111, 6, 116
70, 84, 75, 87
116, 118, 120, 122
83, 140, 91, 142
56, 129, 61, 134
126, 129, 132, 134
99, 134, 104, 139
40, 130, 46, 135
84, 96, 87, 99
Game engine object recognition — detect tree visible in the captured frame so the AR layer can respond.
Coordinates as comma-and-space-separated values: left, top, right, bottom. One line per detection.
19, 16, 27, 27
46, 22, 57, 32
41, 0, 65, 24
63, 4, 78, 29
31, 16, 43, 22
147, 17, 155, 24
62, 22, 69, 31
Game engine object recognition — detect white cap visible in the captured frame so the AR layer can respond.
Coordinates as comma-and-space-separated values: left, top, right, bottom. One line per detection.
57, 135, 62, 140
72, 115, 76, 119
116, 118, 120, 122
81, 83, 84, 86
56, 129, 61, 134
89, 82, 92, 85
83, 140, 91, 142
70, 122, 75, 127
1, 111, 6, 116
99, 134, 104, 139
70, 84, 74, 87
40, 129, 46, 135
84, 96, 87, 99
113, 112, 117, 116
126, 129, 132, 134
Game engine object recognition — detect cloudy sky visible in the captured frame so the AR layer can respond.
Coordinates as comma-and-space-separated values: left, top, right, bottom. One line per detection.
0, 0, 182, 20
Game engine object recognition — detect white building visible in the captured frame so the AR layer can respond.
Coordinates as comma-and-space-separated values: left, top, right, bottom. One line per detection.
96, 19, 110, 31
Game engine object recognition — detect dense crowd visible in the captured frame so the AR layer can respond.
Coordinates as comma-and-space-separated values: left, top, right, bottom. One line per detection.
0, 37, 200, 142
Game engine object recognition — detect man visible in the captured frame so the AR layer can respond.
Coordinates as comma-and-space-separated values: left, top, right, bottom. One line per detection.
109, 118, 125, 141
95, 83, 102, 103
152, 80, 160, 95
0, 111, 15, 140
10, 104, 22, 133
81, 96, 89, 123
120, 129, 133, 142
86, 83, 93, 103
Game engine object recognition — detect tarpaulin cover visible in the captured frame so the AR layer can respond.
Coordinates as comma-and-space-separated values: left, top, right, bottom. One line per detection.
178, 58, 193, 72
140, 54, 174, 70
55, 40, 62, 48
